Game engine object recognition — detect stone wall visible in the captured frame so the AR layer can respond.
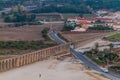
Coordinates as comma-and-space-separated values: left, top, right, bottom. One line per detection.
0, 43, 70, 72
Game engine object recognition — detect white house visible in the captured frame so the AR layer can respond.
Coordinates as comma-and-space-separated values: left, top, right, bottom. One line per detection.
112, 24, 120, 30
71, 26, 86, 32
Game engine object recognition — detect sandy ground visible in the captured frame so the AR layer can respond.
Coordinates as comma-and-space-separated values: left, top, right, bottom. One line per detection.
77, 39, 110, 49
0, 57, 110, 80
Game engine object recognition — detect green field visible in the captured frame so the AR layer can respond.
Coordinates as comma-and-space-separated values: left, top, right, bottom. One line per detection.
105, 33, 120, 40
107, 33, 120, 39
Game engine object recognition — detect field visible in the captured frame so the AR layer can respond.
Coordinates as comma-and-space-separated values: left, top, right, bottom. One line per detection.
35, 13, 62, 21
61, 32, 113, 42
62, 13, 96, 19
0, 23, 63, 59
105, 33, 120, 41
62, 13, 79, 19
0, 23, 64, 41
83, 14, 97, 18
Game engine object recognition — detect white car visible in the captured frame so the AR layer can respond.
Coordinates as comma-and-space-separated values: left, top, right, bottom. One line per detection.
100, 67, 108, 73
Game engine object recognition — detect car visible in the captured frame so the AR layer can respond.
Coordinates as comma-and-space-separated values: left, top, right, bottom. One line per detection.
100, 67, 108, 73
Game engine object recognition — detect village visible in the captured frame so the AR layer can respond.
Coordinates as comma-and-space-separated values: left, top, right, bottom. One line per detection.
66, 10, 120, 32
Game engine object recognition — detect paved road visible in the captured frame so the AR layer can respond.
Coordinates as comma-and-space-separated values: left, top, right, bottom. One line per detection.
49, 31, 66, 44
49, 31, 120, 80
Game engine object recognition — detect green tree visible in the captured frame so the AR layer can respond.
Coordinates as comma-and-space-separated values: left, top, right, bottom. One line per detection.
109, 43, 114, 51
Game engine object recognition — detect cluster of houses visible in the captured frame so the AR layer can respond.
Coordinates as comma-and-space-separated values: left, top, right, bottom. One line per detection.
67, 11, 120, 32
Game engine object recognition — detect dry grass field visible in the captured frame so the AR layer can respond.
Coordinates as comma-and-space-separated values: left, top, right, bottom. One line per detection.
61, 32, 114, 42
0, 23, 64, 41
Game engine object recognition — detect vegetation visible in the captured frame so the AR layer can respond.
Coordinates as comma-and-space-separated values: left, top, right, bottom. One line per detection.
31, 5, 91, 14
4, 13, 36, 22
88, 25, 113, 30
53, 0, 120, 11
41, 28, 51, 41
2, 4, 36, 23
1, 0, 120, 13
0, 0, 37, 7
0, 41, 57, 50
86, 50, 118, 65
104, 33, 120, 41
0, 28, 57, 55
63, 20, 78, 31
57, 33, 69, 42
63, 25, 75, 31
85, 43, 119, 66
109, 66, 120, 75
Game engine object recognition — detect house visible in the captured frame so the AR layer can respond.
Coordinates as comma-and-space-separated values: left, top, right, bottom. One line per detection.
112, 24, 120, 30
97, 10, 109, 15
71, 26, 86, 32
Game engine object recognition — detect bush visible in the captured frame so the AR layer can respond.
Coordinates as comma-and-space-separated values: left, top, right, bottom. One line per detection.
88, 25, 113, 30
41, 28, 51, 41
0, 41, 56, 50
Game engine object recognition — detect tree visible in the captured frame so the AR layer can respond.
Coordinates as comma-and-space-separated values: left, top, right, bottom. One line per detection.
94, 42, 99, 51
109, 43, 114, 51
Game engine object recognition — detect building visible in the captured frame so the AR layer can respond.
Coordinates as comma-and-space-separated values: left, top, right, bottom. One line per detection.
71, 26, 86, 32
112, 24, 120, 31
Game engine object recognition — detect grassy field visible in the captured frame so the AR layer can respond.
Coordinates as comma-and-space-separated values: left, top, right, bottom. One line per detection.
105, 33, 120, 40
62, 13, 79, 19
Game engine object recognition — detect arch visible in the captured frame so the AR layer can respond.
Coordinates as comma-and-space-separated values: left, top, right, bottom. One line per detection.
19, 57, 23, 66
0, 62, 2, 71
9, 59, 12, 69
28, 54, 31, 64
14, 58, 17, 67
33, 53, 36, 62
31, 54, 34, 63
34, 53, 37, 62
2, 61, 5, 70
30, 54, 33, 63
25, 55, 28, 65
39, 51, 42, 60
5, 60, 9, 70
25, 55, 29, 64
22, 56, 26, 65
12, 58, 16, 68
36, 53, 39, 61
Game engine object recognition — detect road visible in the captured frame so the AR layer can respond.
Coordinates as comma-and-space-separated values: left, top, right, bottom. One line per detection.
49, 31, 66, 44
49, 31, 120, 80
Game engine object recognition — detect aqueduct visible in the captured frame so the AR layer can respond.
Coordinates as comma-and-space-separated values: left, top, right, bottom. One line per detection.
0, 43, 71, 72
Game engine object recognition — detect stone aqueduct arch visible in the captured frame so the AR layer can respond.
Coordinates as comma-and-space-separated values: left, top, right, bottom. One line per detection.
0, 43, 71, 72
